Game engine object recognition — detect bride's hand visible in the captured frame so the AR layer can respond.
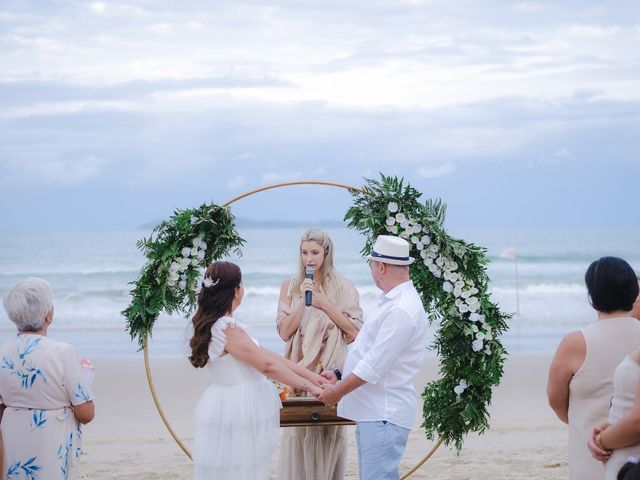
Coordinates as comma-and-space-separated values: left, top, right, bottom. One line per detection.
308, 384, 322, 398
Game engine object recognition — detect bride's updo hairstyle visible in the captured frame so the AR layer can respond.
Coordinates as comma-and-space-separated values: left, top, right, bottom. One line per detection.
189, 261, 242, 368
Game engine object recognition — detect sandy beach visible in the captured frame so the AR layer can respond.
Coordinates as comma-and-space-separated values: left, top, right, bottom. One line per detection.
78, 352, 568, 479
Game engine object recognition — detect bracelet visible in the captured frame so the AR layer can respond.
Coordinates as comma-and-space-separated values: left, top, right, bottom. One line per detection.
332, 368, 342, 381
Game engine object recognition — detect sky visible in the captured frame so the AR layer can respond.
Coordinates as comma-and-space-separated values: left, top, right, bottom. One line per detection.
1, 0, 639, 232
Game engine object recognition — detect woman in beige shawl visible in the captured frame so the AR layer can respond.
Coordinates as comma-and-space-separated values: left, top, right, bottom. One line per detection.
277, 228, 363, 480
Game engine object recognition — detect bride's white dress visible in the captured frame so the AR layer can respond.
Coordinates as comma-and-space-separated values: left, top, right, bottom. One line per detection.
192, 316, 282, 480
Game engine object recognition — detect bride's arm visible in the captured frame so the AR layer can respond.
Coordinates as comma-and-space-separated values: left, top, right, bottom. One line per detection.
261, 348, 325, 386
276, 279, 305, 341
224, 325, 321, 396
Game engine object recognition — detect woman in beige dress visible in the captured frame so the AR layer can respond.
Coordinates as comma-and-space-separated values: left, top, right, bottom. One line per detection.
547, 257, 640, 480
276, 228, 363, 480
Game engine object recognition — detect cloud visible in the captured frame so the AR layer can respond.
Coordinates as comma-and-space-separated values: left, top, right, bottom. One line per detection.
0, 154, 107, 186
418, 163, 455, 179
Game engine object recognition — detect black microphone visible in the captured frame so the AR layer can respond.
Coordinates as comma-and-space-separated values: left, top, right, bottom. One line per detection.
305, 267, 315, 306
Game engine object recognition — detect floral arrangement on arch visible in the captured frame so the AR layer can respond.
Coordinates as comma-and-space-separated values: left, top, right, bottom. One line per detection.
345, 175, 509, 450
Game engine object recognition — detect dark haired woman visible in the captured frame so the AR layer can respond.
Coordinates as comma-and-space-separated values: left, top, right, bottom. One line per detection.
189, 261, 325, 480
547, 256, 640, 480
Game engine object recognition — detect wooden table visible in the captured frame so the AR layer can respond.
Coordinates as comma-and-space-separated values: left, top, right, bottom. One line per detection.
280, 396, 355, 427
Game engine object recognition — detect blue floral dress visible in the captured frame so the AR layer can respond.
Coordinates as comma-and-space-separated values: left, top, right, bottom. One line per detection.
0, 334, 94, 479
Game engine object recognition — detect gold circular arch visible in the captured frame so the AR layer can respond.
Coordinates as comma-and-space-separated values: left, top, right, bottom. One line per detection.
142, 180, 444, 479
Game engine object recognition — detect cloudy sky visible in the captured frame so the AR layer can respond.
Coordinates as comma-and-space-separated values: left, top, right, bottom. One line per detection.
1, 0, 639, 232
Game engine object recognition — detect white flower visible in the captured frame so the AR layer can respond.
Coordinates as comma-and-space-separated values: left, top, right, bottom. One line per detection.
460, 289, 471, 299
469, 313, 481, 322
411, 236, 419, 244
467, 296, 478, 305
386, 225, 398, 234
453, 287, 462, 297
386, 217, 396, 226
455, 299, 464, 308
443, 281, 454, 293
388, 202, 399, 213
395, 212, 407, 223
192, 237, 201, 246
421, 235, 431, 245
427, 250, 437, 259
472, 339, 484, 352
177, 258, 189, 271
203, 277, 214, 288
178, 280, 187, 290
436, 256, 444, 267
400, 230, 410, 239
400, 219, 410, 229
468, 303, 479, 313
181, 247, 191, 257
167, 274, 178, 287
197, 250, 205, 261
484, 331, 493, 340
449, 261, 458, 271
414, 224, 424, 233
423, 258, 433, 267
448, 272, 459, 282
416, 242, 424, 250
471, 324, 479, 333
432, 267, 442, 278
169, 262, 179, 273
199, 240, 207, 251
454, 384, 465, 395
420, 250, 428, 258
477, 314, 486, 322
190, 246, 199, 257
459, 379, 468, 389
484, 346, 492, 355
475, 332, 485, 340
455, 280, 465, 289
191, 258, 200, 266
459, 304, 469, 313
430, 244, 439, 253
189, 216, 197, 225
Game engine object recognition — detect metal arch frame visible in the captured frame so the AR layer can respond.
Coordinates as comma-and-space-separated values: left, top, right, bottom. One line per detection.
142, 180, 443, 479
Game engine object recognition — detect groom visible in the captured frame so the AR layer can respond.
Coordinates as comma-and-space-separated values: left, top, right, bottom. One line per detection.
319, 234, 428, 480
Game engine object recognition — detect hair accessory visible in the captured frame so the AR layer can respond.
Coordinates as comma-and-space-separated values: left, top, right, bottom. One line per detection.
202, 276, 220, 288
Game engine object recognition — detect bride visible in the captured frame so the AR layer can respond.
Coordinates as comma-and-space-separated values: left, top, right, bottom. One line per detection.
189, 261, 325, 480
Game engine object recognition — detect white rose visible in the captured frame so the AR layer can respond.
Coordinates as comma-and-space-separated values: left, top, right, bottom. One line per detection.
181, 247, 191, 257
455, 299, 464, 308
388, 202, 399, 213
471, 324, 479, 333
453, 287, 462, 297
459, 304, 469, 313
414, 224, 424, 233
395, 212, 406, 223
467, 296, 478, 305
433, 268, 442, 278
469, 313, 480, 322
411, 236, 419, 244
400, 230, 410, 239
454, 385, 465, 395
475, 332, 485, 340
386, 225, 398, 234
436, 256, 444, 267
416, 242, 424, 250
484, 346, 492, 355
169, 262, 179, 273
443, 282, 454, 293
469, 287, 479, 295
461, 289, 471, 299
423, 258, 433, 267
421, 235, 431, 245
400, 219, 410, 229
472, 339, 484, 352
197, 250, 205, 261
420, 250, 428, 258
199, 240, 207, 251
178, 280, 187, 290
449, 261, 458, 271
448, 272, 459, 282
459, 379, 468, 389
386, 217, 396, 226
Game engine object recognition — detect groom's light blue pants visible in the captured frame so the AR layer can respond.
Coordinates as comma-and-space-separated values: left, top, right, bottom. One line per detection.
355, 420, 410, 480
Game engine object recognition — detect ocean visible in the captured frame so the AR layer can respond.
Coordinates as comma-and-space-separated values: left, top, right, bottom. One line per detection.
1, 227, 639, 358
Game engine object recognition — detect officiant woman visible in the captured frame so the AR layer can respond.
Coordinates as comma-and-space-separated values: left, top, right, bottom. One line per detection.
276, 228, 363, 480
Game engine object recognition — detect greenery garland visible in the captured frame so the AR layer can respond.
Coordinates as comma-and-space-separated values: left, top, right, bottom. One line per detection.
124, 203, 244, 349
344, 174, 509, 450
123, 174, 509, 451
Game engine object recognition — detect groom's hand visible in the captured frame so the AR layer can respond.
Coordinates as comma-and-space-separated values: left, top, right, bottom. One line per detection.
318, 384, 341, 406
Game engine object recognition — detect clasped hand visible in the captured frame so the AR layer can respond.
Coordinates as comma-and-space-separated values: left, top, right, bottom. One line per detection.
587, 422, 612, 463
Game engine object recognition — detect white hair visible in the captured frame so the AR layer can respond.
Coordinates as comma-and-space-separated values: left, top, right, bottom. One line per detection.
3, 277, 53, 331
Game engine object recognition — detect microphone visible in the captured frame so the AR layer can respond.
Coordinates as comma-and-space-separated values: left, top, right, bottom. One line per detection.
305, 267, 315, 306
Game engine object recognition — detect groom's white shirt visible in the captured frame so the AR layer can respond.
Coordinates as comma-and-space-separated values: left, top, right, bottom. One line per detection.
338, 280, 428, 429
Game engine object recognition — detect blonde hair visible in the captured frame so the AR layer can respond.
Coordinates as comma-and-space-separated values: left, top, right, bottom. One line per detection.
290, 228, 339, 299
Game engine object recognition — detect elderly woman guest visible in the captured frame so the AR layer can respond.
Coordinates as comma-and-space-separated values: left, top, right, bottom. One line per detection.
0, 278, 95, 479
277, 228, 363, 480
547, 257, 640, 480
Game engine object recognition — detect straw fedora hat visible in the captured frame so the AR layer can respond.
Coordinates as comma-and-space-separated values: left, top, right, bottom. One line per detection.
367, 235, 415, 266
